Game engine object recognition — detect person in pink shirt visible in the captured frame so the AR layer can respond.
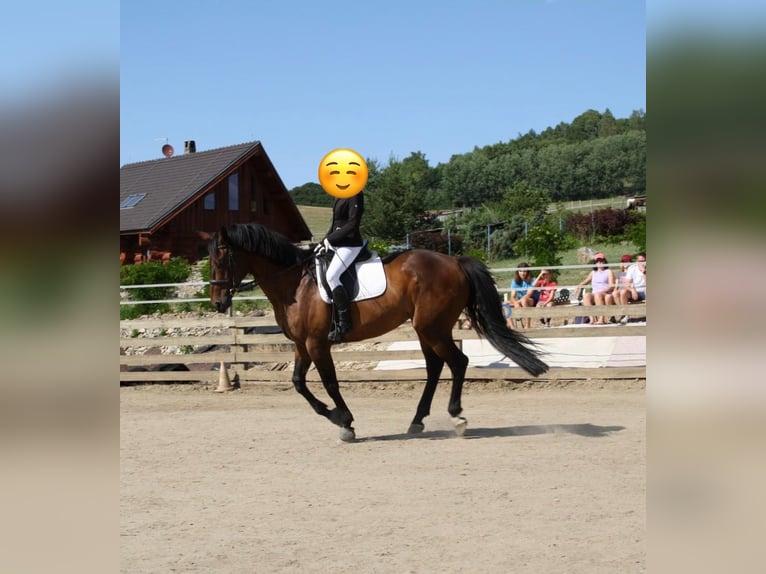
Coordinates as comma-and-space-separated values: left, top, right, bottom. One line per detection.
574, 252, 616, 325
522, 268, 558, 327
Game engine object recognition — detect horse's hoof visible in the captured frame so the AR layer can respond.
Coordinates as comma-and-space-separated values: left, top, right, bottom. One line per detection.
452, 416, 467, 437
338, 427, 356, 443
408, 423, 425, 434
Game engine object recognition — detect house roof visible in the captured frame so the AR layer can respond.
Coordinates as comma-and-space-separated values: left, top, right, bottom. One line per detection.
120, 141, 262, 233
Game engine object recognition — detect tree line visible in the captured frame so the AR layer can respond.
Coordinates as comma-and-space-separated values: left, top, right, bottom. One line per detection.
289, 108, 646, 265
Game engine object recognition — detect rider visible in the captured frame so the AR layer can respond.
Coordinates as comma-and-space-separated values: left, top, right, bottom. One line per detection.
314, 190, 365, 341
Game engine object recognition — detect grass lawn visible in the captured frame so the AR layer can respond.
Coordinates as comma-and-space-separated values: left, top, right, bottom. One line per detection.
296, 205, 332, 240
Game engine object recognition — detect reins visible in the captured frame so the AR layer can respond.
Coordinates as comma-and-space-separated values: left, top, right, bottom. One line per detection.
209, 240, 311, 295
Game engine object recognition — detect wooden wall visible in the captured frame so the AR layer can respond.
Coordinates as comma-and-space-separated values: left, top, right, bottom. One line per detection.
120, 304, 647, 384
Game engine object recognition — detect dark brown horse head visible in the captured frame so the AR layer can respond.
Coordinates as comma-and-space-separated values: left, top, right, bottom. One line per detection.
198, 227, 240, 313
199, 223, 309, 314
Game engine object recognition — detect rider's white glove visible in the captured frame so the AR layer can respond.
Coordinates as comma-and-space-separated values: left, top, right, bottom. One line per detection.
313, 238, 333, 256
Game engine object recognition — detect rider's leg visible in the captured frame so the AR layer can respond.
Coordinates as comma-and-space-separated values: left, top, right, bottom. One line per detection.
326, 246, 361, 341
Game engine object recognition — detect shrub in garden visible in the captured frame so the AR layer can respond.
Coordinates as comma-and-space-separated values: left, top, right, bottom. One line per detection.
514, 223, 574, 269
410, 230, 464, 255
565, 208, 636, 241
365, 238, 390, 257
622, 214, 646, 253
120, 258, 191, 319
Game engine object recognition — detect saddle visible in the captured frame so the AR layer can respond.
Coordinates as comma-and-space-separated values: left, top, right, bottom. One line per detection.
316, 242, 387, 303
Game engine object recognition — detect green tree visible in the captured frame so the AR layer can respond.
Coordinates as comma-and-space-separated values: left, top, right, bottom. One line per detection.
289, 182, 333, 206
597, 108, 620, 138
362, 154, 431, 241
625, 109, 646, 131
514, 224, 574, 268
623, 214, 646, 253
489, 227, 517, 260
444, 205, 501, 252
567, 109, 602, 142
438, 151, 507, 207
499, 180, 550, 225
362, 108, 645, 234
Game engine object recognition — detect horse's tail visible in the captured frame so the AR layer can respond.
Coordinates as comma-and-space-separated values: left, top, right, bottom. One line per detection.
458, 257, 549, 377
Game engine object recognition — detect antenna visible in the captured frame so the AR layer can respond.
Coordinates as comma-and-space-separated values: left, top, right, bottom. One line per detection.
154, 137, 174, 158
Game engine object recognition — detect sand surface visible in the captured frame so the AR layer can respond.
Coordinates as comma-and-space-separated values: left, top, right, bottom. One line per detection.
121, 380, 645, 573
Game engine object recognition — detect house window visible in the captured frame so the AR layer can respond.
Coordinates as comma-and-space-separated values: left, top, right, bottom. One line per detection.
250, 175, 257, 213
120, 193, 146, 209
228, 173, 239, 211
204, 192, 215, 210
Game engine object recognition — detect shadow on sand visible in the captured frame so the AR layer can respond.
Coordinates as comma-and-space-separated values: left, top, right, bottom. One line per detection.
362, 423, 625, 442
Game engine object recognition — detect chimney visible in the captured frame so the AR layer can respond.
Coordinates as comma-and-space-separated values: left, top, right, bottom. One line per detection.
184, 140, 196, 154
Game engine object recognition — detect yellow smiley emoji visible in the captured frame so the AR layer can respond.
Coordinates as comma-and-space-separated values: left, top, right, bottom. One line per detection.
317, 148, 368, 199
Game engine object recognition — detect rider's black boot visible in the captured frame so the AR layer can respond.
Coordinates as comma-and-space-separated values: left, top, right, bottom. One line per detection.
328, 286, 352, 342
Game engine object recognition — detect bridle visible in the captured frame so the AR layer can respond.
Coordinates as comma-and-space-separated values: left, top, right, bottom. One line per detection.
209, 240, 257, 295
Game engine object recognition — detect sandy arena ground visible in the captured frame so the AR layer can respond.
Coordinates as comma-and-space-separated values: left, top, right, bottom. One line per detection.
120, 380, 645, 573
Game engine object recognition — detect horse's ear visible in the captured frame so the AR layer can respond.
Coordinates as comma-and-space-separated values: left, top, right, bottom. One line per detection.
219, 226, 229, 242
196, 231, 213, 241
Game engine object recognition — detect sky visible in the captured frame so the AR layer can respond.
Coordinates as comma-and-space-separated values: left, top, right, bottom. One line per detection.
120, 0, 646, 190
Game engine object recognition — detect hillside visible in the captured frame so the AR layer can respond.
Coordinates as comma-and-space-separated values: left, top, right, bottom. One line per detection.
297, 205, 332, 240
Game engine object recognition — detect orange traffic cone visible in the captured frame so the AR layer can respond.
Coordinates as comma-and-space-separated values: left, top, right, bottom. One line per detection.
214, 361, 234, 392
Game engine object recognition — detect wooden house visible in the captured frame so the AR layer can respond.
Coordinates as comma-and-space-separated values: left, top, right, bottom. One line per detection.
120, 140, 312, 263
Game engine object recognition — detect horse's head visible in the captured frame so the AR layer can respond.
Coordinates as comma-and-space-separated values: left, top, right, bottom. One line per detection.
199, 228, 242, 313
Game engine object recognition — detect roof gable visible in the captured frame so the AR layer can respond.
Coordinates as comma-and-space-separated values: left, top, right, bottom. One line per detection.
120, 141, 261, 232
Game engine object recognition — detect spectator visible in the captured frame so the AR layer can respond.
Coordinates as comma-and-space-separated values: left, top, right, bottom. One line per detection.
574, 252, 616, 325
616, 254, 633, 294
618, 252, 646, 322
509, 262, 534, 328
524, 268, 558, 327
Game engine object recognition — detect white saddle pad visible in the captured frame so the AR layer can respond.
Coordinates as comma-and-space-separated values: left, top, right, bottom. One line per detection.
317, 255, 387, 303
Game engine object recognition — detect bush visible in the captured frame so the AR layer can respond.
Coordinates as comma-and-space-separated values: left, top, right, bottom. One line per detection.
193, 257, 213, 311
464, 247, 488, 263
365, 238, 390, 257
565, 208, 634, 241
410, 230, 464, 255
489, 228, 516, 260
622, 215, 646, 253
120, 258, 191, 319
514, 224, 574, 268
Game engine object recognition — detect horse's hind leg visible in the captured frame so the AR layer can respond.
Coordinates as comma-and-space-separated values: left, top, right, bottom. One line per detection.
444, 342, 469, 435
408, 345, 444, 434
427, 337, 469, 436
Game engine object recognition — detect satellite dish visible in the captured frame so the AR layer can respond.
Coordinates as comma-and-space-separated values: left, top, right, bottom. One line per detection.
162, 144, 174, 158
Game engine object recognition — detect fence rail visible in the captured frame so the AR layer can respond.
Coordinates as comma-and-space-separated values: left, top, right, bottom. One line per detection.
119, 262, 646, 307
120, 303, 646, 385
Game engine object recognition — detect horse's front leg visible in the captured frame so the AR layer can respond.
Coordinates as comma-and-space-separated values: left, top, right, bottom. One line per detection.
291, 347, 331, 419
307, 338, 355, 442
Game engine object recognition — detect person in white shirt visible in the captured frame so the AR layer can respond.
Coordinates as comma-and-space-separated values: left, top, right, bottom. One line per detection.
618, 252, 646, 305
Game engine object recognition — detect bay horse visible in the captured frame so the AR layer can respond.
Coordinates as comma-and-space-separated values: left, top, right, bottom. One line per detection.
201, 223, 548, 441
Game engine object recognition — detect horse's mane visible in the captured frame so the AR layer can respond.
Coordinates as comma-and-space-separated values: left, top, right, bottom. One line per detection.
222, 223, 310, 267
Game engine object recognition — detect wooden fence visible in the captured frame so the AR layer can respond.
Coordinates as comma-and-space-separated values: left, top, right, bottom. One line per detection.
120, 303, 646, 385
